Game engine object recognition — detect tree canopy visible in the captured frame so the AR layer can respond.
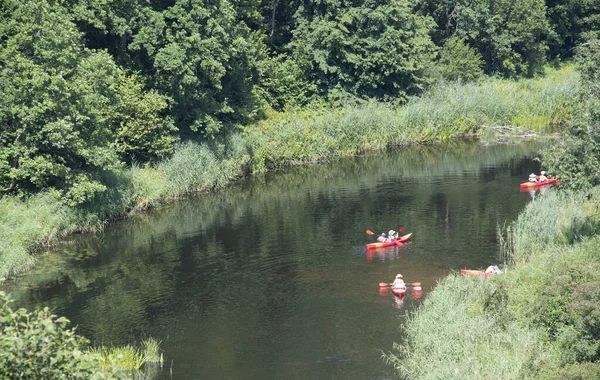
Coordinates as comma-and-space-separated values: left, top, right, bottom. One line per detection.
1, 0, 599, 200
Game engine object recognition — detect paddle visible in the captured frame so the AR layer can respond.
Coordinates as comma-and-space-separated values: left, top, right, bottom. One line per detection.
367, 227, 404, 236
379, 282, 421, 287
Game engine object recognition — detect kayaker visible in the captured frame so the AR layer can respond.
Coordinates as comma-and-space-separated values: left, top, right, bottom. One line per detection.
485, 264, 502, 275
528, 173, 538, 182
377, 233, 387, 243
392, 274, 405, 289
539, 171, 547, 182
387, 230, 396, 242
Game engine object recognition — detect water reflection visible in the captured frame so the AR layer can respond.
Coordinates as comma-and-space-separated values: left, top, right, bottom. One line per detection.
5, 141, 546, 380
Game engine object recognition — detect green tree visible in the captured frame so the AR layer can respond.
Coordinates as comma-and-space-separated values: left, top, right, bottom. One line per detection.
289, 0, 436, 103
129, 0, 263, 138
546, 0, 600, 59
113, 74, 178, 162
0, 0, 121, 203
544, 40, 600, 190
434, 35, 484, 82
0, 0, 175, 203
416, 0, 550, 77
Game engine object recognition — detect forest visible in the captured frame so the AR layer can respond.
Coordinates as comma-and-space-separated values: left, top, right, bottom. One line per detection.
1, 0, 599, 203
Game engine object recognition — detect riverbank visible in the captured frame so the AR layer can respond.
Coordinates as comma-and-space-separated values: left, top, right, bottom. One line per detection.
385, 188, 600, 378
0, 65, 580, 281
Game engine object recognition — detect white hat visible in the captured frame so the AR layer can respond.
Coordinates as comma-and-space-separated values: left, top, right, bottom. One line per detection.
529, 173, 536, 177
396, 274, 403, 278
389, 230, 395, 235
541, 171, 546, 175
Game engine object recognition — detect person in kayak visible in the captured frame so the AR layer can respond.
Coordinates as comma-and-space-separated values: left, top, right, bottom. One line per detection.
539, 171, 547, 182
392, 274, 405, 289
377, 233, 387, 242
528, 173, 538, 182
387, 230, 396, 242
485, 264, 502, 275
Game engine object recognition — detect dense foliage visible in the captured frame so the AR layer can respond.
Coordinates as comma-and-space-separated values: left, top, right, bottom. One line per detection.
0, 0, 599, 201
0, 291, 104, 378
0, 291, 162, 378
0, 0, 175, 204
416, 0, 550, 77
545, 40, 600, 190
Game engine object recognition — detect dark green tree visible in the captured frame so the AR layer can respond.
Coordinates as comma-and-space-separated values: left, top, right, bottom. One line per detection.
416, 0, 550, 77
289, 0, 436, 103
0, 0, 175, 203
129, 0, 263, 138
544, 40, 600, 190
546, 0, 600, 59
434, 36, 484, 82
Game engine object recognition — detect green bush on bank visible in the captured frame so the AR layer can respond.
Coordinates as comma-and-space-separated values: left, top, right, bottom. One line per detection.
389, 188, 600, 378
0, 291, 161, 378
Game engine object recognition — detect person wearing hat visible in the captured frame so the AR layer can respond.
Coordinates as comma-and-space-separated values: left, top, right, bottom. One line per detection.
392, 274, 405, 289
387, 230, 397, 242
377, 233, 387, 243
528, 173, 538, 183
539, 171, 547, 182
485, 264, 502, 275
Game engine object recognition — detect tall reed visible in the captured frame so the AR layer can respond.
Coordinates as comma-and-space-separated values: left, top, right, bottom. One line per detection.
392, 186, 600, 379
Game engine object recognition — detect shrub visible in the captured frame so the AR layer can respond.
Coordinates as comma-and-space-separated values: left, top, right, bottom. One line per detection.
0, 291, 107, 379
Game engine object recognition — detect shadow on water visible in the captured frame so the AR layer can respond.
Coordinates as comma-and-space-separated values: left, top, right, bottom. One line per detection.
6, 140, 547, 380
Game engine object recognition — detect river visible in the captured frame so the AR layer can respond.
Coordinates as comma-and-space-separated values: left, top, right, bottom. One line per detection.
8, 141, 545, 379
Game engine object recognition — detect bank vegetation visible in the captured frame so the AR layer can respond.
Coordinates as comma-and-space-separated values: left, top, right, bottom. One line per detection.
385, 40, 600, 379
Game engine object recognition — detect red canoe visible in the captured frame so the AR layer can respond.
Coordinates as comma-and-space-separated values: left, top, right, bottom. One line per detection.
519, 178, 559, 190
391, 285, 407, 297
366, 233, 413, 250
461, 269, 494, 278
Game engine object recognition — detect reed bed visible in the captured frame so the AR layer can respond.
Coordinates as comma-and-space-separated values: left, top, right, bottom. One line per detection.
384, 275, 546, 380
391, 186, 600, 379
91, 337, 163, 378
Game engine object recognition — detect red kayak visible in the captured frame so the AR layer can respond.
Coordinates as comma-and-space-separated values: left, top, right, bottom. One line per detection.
366, 233, 413, 250
461, 269, 494, 278
519, 178, 559, 190
391, 285, 407, 297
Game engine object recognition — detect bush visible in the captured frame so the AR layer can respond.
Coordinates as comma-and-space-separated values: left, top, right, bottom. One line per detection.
0, 292, 162, 379
0, 291, 107, 379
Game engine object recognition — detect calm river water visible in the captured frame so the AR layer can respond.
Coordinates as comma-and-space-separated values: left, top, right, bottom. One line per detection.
9, 141, 545, 379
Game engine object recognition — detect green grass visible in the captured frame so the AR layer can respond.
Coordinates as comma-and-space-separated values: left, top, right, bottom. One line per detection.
90, 337, 162, 378
247, 65, 580, 172
384, 275, 547, 380
389, 186, 600, 379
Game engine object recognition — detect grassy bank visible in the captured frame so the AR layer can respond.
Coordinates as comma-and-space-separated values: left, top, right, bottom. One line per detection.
0, 66, 580, 281
385, 188, 600, 378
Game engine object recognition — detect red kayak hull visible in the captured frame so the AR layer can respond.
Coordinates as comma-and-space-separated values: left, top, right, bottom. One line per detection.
461, 269, 494, 278
366, 233, 413, 250
391, 286, 407, 297
519, 178, 559, 190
